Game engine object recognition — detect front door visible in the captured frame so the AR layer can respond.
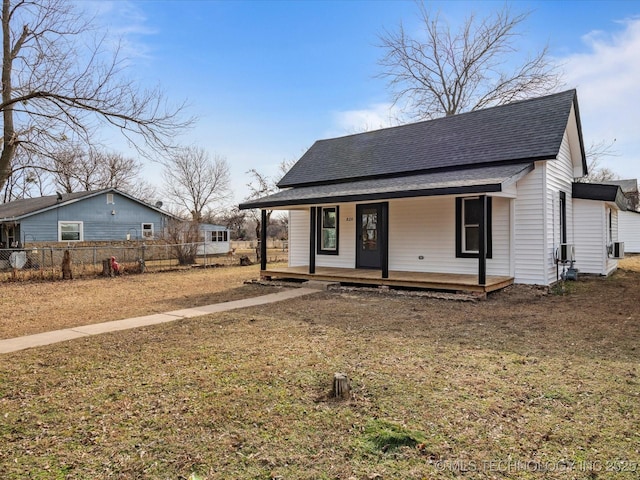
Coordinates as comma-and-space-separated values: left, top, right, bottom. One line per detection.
356, 203, 383, 269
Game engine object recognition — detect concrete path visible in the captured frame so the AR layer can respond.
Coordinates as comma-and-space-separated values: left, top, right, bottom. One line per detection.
0, 288, 318, 354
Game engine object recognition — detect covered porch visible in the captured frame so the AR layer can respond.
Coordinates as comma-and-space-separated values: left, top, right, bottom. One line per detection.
260, 265, 513, 294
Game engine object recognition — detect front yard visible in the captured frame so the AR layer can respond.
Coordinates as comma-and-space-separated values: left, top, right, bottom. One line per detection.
0, 260, 639, 478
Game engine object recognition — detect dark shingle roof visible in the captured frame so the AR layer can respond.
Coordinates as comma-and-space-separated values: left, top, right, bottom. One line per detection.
572, 182, 627, 211
241, 162, 534, 209
278, 89, 582, 188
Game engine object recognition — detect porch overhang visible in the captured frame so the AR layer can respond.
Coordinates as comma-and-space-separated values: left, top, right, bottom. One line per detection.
239, 162, 534, 210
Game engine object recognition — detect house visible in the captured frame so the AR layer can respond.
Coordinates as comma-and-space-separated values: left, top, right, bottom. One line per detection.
197, 223, 231, 255
572, 183, 627, 275
0, 188, 174, 247
240, 89, 620, 292
619, 210, 640, 253
602, 179, 640, 253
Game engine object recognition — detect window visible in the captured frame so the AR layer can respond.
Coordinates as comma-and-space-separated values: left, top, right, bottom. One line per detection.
559, 191, 567, 244
455, 197, 492, 258
317, 206, 339, 255
142, 223, 154, 238
58, 221, 83, 241
210, 231, 228, 242
608, 208, 613, 245
106, 193, 115, 204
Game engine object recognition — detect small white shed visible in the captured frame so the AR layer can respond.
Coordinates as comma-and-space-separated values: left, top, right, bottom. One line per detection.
197, 224, 231, 255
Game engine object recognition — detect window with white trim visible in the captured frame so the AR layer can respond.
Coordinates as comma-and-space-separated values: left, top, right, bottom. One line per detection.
210, 231, 228, 242
58, 221, 83, 241
106, 193, 115, 204
142, 223, 154, 238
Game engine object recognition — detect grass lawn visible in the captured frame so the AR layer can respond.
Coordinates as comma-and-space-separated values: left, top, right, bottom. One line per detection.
0, 260, 639, 478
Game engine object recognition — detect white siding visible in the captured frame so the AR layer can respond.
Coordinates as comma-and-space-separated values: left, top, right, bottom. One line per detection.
388, 196, 510, 276
573, 199, 606, 275
545, 132, 575, 283
619, 210, 640, 253
286, 197, 512, 277
288, 209, 309, 267
514, 162, 546, 284
605, 208, 618, 275
316, 204, 356, 268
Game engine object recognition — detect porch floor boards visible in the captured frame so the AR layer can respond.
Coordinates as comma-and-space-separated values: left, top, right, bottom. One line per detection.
260, 265, 514, 293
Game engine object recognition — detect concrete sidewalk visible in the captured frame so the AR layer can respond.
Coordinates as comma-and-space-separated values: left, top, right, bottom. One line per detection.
0, 287, 318, 354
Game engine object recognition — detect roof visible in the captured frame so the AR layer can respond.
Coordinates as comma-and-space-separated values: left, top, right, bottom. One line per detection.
601, 179, 638, 194
278, 89, 584, 189
0, 188, 175, 222
241, 162, 534, 209
572, 182, 627, 211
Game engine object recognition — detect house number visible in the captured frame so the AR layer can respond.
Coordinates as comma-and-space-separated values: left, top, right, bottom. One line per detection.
346, 217, 354, 221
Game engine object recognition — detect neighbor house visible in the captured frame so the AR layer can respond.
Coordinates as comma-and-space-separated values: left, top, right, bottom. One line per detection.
0, 188, 174, 247
240, 89, 622, 292
603, 179, 640, 253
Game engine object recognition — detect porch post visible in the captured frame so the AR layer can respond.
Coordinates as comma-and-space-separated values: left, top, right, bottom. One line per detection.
260, 209, 267, 271
381, 201, 389, 279
309, 206, 316, 274
478, 195, 487, 286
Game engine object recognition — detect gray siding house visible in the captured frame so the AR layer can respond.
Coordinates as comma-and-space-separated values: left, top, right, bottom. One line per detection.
0, 189, 174, 247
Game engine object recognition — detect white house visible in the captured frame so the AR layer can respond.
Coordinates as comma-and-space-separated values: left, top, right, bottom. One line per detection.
619, 211, 640, 253
572, 183, 627, 276
240, 90, 621, 292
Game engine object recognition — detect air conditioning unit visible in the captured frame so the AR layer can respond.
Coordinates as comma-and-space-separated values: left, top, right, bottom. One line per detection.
558, 243, 575, 263
611, 241, 624, 259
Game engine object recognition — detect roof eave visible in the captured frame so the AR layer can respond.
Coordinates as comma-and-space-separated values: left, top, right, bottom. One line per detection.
240, 183, 504, 210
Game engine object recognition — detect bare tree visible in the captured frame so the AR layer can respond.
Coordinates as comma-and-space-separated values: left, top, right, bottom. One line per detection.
163, 146, 231, 221
575, 140, 620, 183
43, 147, 157, 199
245, 159, 294, 243
0, 0, 191, 192
218, 206, 248, 240
377, 2, 561, 120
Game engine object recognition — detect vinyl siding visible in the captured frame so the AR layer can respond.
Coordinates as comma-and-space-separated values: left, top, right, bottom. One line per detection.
388, 196, 510, 276
514, 162, 546, 284
18, 192, 168, 242
286, 196, 511, 277
618, 211, 640, 253
573, 199, 606, 275
288, 209, 309, 267
316, 204, 356, 268
605, 208, 618, 275
545, 132, 575, 282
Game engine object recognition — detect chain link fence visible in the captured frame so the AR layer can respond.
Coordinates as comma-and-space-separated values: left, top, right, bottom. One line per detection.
0, 242, 288, 282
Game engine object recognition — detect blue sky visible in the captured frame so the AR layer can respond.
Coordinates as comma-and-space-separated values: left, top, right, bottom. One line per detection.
95, 0, 640, 208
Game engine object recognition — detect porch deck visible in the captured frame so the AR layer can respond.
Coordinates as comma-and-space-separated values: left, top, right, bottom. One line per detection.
261, 265, 513, 293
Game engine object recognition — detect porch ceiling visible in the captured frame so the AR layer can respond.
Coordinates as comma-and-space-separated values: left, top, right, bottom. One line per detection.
240, 162, 533, 209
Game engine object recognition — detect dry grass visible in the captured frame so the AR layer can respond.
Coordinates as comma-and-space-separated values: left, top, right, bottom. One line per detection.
0, 263, 277, 339
1, 262, 639, 478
